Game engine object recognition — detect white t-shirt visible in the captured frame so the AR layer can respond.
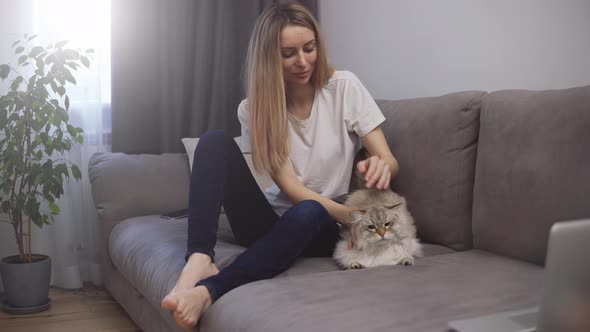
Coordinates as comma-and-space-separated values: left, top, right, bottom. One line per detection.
237, 70, 386, 215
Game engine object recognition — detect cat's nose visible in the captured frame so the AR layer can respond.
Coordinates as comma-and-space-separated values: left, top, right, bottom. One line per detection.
376, 227, 386, 237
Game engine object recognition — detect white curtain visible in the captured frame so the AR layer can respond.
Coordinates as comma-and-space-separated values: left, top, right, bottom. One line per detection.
0, 0, 111, 289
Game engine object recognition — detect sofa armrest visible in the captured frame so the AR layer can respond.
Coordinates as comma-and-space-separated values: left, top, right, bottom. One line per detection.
88, 152, 190, 224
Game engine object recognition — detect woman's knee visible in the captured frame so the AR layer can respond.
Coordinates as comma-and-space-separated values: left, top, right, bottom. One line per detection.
193, 130, 237, 161
282, 200, 329, 231
199, 130, 233, 148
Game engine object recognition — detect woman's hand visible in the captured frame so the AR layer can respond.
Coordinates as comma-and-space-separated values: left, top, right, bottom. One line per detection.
356, 155, 391, 190
333, 205, 359, 250
347, 222, 358, 250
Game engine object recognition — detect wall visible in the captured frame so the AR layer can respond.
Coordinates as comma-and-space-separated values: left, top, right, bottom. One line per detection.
319, 0, 590, 99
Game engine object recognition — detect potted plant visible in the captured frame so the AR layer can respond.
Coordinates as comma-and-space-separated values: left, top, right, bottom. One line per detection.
0, 34, 91, 314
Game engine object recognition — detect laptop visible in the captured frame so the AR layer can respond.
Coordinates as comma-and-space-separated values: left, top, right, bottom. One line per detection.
448, 218, 590, 332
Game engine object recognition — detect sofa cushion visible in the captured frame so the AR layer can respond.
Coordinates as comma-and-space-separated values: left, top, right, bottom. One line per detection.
273, 242, 454, 278
89, 152, 190, 224
473, 85, 590, 265
108, 214, 454, 313
377, 91, 486, 251
200, 250, 543, 332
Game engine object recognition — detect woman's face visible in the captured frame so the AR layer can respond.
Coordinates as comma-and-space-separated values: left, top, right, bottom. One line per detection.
280, 25, 317, 87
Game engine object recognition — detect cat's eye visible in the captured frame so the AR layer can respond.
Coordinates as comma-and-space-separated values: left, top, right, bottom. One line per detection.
366, 225, 376, 230
384, 222, 392, 227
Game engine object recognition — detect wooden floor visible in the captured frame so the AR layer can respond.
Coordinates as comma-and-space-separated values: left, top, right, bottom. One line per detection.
0, 283, 140, 332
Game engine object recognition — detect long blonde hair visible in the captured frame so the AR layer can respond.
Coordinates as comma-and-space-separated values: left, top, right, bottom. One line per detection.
245, 1, 333, 175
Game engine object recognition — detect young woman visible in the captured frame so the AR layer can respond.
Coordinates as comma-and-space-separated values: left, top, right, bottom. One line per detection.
161, 1, 398, 329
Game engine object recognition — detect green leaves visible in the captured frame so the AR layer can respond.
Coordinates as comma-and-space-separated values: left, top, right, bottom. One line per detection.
80, 56, 90, 68
66, 124, 76, 136
55, 40, 68, 48
1, 35, 91, 257
71, 165, 81, 181
0, 109, 7, 128
48, 201, 60, 215
62, 49, 79, 60
18, 55, 28, 65
0, 64, 9, 79
56, 86, 66, 97
10, 76, 24, 90
63, 68, 76, 84
29, 46, 44, 58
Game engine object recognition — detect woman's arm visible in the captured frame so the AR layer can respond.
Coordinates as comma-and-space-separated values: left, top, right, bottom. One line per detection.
271, 126, 398, 222
357, 127, 399, 190
271, 161, 356, 227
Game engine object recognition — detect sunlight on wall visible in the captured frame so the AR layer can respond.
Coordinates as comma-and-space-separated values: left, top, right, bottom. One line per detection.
31, 0, 111, 103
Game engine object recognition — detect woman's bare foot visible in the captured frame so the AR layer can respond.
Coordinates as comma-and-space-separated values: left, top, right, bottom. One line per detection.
171, 285, 213, 330
161, 253, 219, 311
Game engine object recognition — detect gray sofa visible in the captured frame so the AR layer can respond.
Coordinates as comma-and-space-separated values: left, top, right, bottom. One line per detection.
88, 85, 590, 332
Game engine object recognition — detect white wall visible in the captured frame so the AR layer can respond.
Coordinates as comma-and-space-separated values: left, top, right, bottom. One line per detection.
319, 0, 590, 100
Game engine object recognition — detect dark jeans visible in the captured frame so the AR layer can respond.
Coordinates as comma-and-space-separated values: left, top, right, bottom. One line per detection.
186, 130, 341, 302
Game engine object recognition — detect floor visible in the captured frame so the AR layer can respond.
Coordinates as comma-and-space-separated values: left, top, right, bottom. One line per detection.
0, 283, 140, 332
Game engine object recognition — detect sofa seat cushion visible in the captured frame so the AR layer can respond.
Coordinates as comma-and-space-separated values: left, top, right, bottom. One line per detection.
200, 250, 543, 332
273, 242, 454, 278
108, 214, 454, 312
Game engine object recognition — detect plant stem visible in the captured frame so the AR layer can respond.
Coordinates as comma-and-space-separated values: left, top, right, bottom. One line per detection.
27, 217, 32, 263
9, 165, 19, 220
16, 98, 34, 259
14, 216, 25, 262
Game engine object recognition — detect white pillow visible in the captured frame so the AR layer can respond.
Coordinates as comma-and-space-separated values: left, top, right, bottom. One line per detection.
181, 136, 273, 190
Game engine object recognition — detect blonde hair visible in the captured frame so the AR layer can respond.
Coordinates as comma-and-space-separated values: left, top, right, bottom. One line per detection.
245, 1, 334, 175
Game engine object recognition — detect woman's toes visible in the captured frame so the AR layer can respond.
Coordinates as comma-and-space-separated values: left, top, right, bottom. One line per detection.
179, 306, 190, 320
169, 286, 212, 329
181, 314, 196, 329
173, 311, 193, 330
161, 294, 178, 311
184, 317, 195, 326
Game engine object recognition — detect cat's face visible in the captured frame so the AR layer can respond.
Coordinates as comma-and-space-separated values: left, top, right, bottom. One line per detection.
351, 206, 403, 245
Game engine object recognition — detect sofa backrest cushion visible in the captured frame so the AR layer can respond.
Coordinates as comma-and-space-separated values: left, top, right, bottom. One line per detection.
472, 85, 590, 265
88, 152, 190, 224
377, 90, 486, 251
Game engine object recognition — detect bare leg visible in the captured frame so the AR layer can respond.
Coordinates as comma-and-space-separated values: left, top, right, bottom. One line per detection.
161, 253, 219, 312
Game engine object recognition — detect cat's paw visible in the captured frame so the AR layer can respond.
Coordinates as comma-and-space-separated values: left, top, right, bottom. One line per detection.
349, 262, 365, 269
400, 257, 414, 266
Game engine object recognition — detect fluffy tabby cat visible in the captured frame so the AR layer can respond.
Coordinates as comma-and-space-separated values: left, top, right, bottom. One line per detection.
333, 188, 423, 269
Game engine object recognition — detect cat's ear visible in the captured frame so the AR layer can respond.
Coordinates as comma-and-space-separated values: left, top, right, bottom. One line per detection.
349, 209, 366, 223
384, 202, 403, 210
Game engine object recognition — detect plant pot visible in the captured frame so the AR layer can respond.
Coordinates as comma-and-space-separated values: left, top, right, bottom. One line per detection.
0, 254, 51, 314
